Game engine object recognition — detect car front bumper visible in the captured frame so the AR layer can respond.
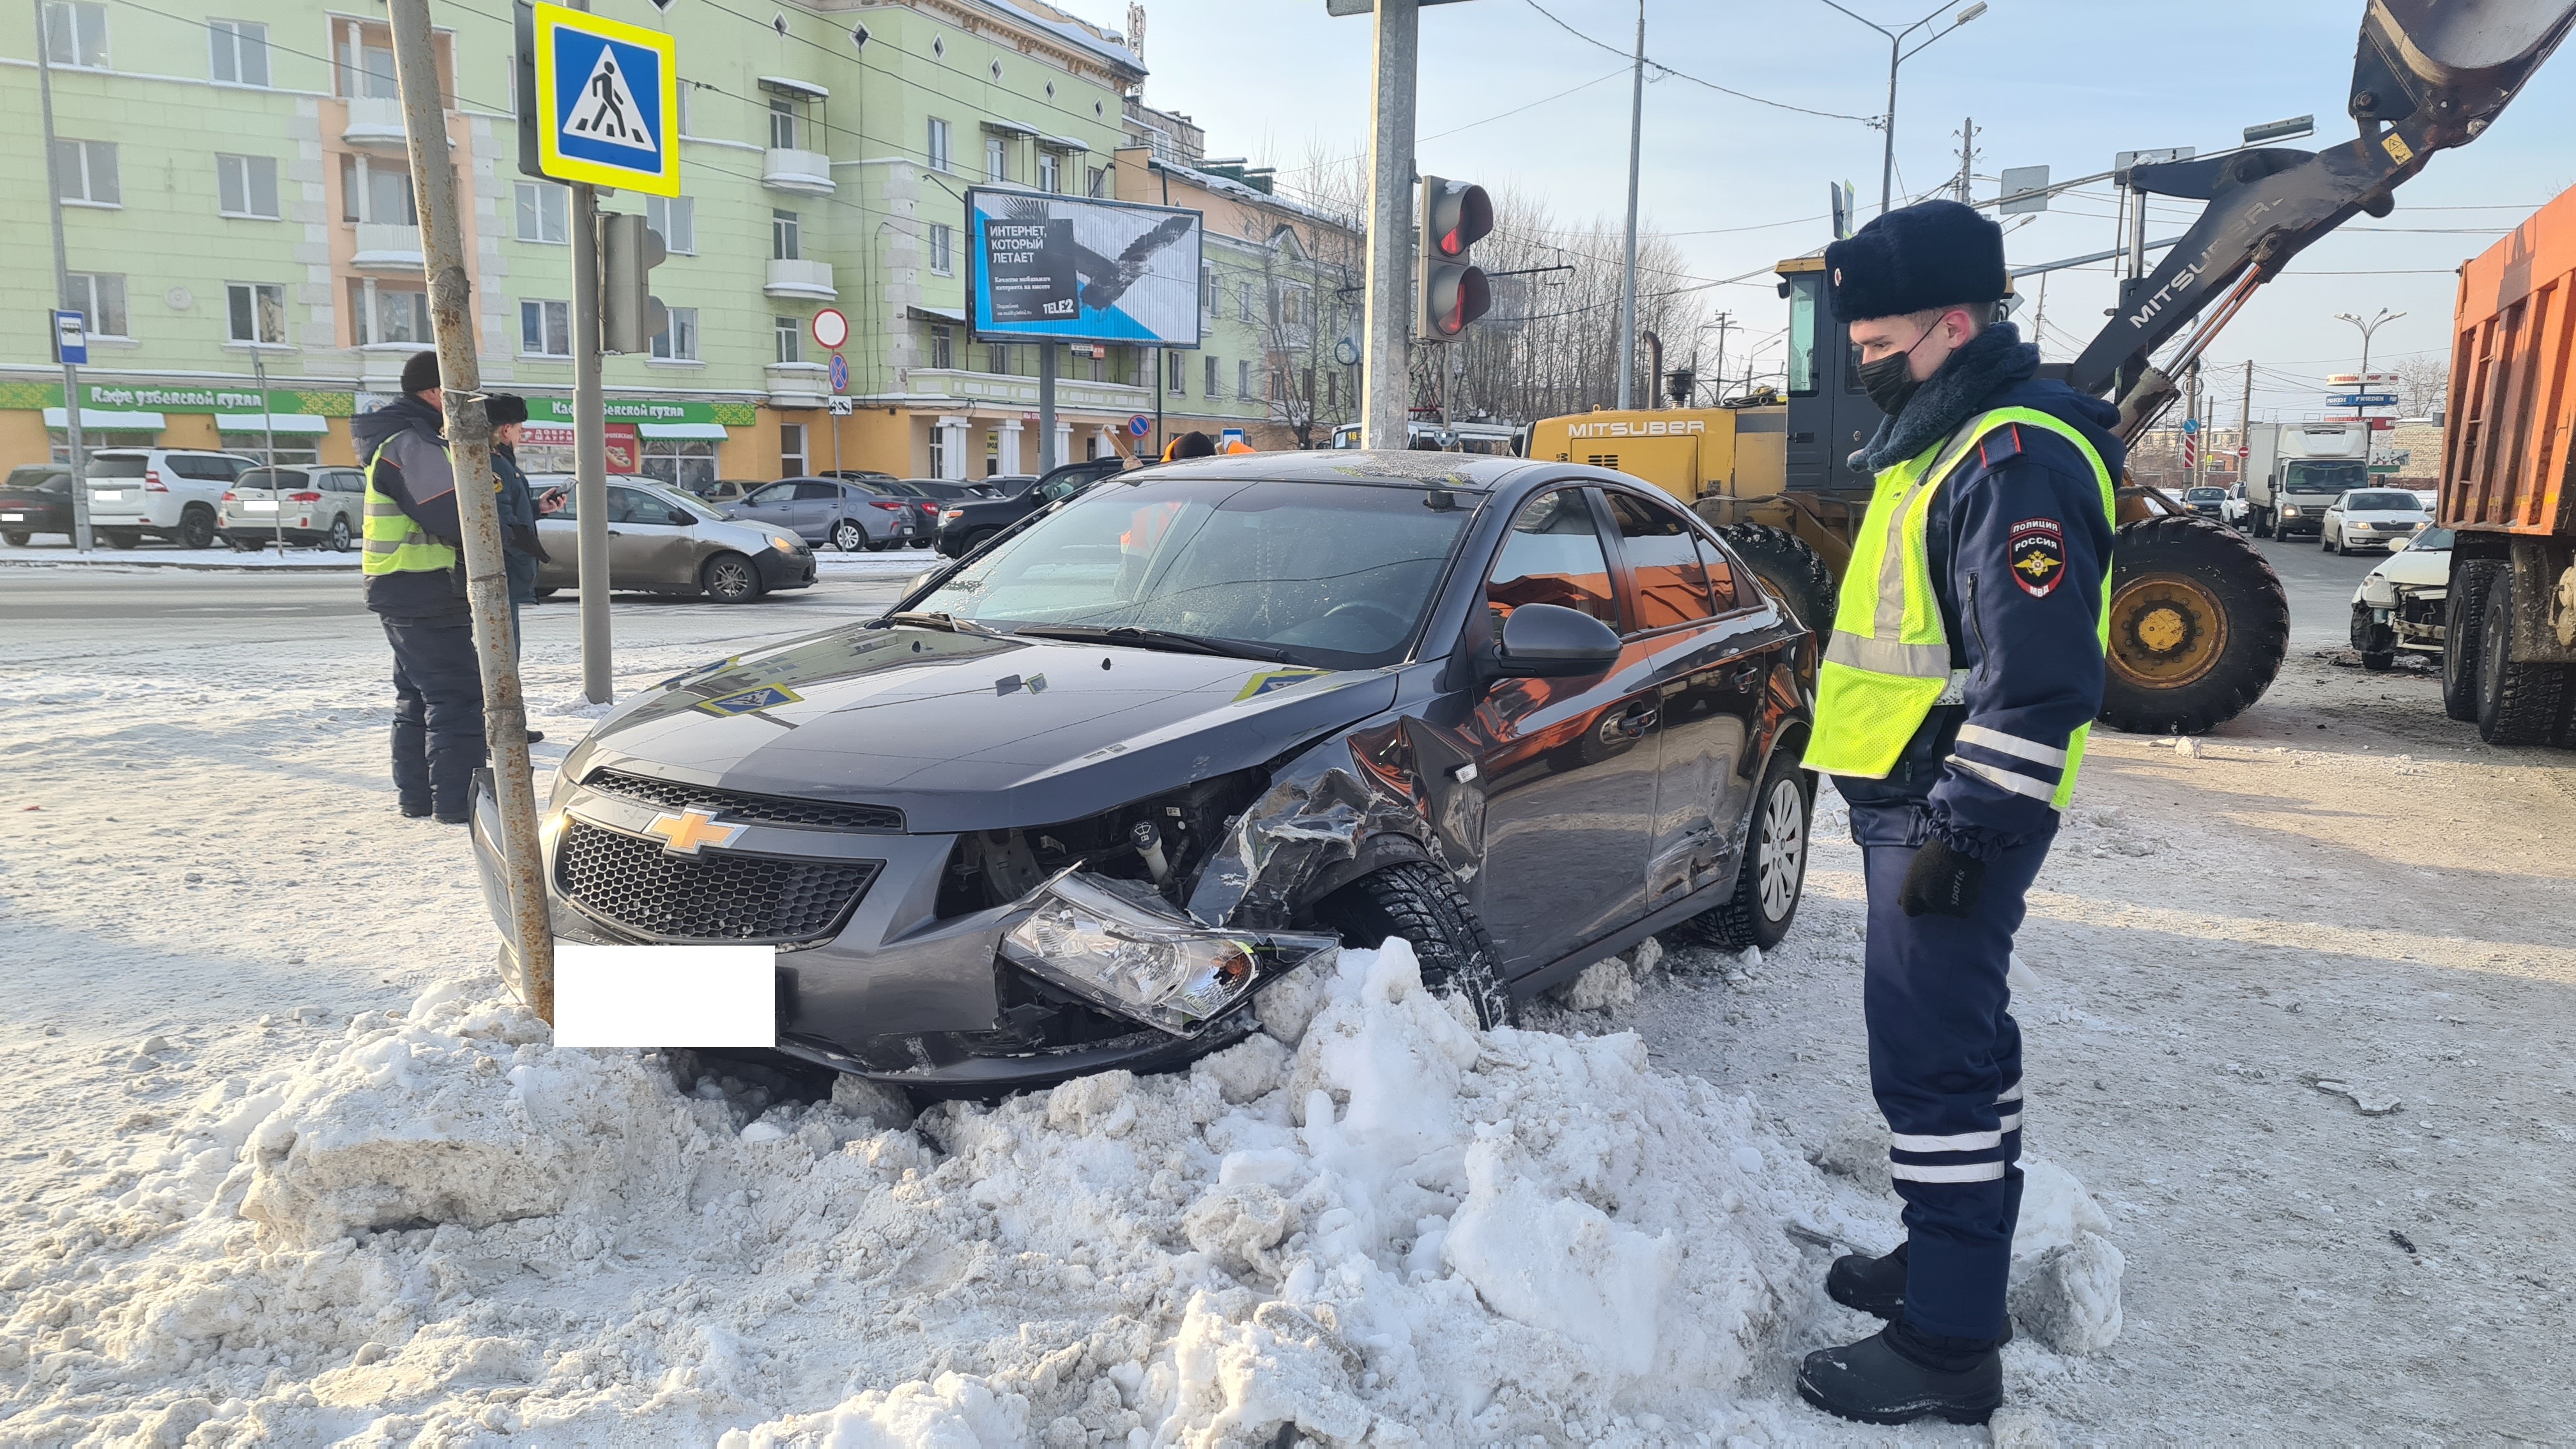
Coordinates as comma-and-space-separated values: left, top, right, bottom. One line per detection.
468, 771, 1266, 1095
755, 547, 818, 590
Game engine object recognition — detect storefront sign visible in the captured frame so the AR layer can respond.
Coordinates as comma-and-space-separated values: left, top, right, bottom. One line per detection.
0, 381, 355, 416
519, 422, 640, 473
522, 397, 744, 426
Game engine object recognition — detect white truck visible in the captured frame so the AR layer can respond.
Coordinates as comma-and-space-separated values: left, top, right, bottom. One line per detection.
2242, 420, 2373, 540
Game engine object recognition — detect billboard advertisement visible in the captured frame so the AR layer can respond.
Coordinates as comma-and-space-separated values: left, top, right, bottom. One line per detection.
965, 188, 1204, 348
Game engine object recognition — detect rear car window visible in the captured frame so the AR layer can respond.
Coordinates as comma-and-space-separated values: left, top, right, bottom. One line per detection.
1488, 489, 1617, 628
174, 456, 240, 480
793, 482, 841, 502
88, 456, 150, 478
4, 466, 68, 492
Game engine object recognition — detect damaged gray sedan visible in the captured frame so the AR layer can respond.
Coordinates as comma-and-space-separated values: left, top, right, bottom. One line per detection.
471, 452, 1816, 1094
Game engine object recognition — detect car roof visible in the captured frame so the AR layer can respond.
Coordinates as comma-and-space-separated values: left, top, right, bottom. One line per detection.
1138, 449, 1544, 491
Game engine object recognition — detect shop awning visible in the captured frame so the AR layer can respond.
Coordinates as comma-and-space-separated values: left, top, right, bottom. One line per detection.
45, 407, 165, 429
213, 412, 330, 434
758, 75, 829, 100
1041, 135, 1091, 153
638, 422, 728, 440
907, 304, 967, 323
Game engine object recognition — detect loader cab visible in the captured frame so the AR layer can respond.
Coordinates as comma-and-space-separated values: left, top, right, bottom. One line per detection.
1777, 257, 1882, 497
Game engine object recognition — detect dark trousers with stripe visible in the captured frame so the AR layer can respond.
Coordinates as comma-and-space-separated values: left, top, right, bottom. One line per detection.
383, 617, 484, 816
1851, 800, 2055, 1342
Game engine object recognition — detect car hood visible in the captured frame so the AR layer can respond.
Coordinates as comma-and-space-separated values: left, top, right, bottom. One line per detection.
565, 624, 1401, 833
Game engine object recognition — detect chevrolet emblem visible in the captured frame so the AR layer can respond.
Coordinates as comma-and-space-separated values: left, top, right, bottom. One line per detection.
643, 808, 743, 856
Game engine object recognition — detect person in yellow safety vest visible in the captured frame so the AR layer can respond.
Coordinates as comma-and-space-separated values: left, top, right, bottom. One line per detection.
351, 349, 486, 825
1790, 201, 2121, 1429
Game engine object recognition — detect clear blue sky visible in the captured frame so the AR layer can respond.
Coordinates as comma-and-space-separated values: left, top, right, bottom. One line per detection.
1124, 0, 2576, 422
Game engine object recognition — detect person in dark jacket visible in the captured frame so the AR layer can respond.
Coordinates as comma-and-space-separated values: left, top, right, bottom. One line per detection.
482, 393, 556, 657
1793, 202, 2123, 1427
354, 350, 484, 823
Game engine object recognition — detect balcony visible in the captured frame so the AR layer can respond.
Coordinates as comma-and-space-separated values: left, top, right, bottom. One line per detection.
341, 95, 409, 146
763, 258, 837, 301
351, 222, 425, 268
905, 368, 1151, 414
766, 362, 829, 409
761, 148, 834, 194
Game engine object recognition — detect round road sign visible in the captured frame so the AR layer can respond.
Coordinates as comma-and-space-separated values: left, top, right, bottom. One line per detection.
811, 307, 850, 350
828, 353, 849, 393
2235, 445, 2251, 459
2181, 417, 2200, 436
1127, 414, 1151, 438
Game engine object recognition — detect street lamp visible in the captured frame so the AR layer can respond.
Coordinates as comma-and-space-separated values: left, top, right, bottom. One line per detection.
2333, 307, 2405, 421
1818, 0, 1986, 217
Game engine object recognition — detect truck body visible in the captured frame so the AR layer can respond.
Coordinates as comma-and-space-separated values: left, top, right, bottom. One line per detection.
2435, 180, 2576, 745
2242, 420, 2373, 539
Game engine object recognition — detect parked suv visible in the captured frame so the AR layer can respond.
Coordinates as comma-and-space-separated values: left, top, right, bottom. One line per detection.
0, 465, 73, 545
80, 448, 260, 549
473, 452, 1817, 1096
933, 457, 1128, 557
219, 465, 367, 551
724, 477, 923, 552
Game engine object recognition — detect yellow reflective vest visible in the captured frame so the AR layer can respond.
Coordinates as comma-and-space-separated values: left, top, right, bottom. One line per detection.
362, 435, 459, 578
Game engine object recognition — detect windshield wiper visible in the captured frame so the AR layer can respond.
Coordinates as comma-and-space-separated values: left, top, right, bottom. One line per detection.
878, 610, 1006, 638
1012, 624, 1292, 663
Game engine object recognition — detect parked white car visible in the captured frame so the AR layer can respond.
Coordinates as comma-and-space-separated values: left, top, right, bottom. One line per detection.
2220, 482, 2252, 531
79, 448, 261, 549
218, 465, 367, 551
2350, 525, 2452, 670
2320, 487, 2432, 556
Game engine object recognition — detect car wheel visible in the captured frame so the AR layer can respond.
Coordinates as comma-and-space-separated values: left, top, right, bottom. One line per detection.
1677, 747, 1812, 951
1305, 861, 1513, 1029
328, 516, 353, 553
178, 506, 217, 551
831, 518, 867, 553
700, 551, 763, 604
534, 587, 560, 599
103, 528, 141, 549
1, 530, 29, 548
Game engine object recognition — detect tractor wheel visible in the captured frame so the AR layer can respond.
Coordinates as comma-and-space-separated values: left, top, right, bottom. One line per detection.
2099, 514, 2290, 736
1717, 522, 1837, 638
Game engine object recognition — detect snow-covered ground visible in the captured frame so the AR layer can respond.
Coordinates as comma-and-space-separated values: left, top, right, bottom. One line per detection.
3, 567, 2569, 1443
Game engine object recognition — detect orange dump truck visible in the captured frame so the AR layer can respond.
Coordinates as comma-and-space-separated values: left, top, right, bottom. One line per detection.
2437, 183, 2576, 746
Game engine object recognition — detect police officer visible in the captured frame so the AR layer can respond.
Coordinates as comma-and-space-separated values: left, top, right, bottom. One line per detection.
482, 392, 558, 665
1794, 201, 2121, 1426
354, 350, 483, 824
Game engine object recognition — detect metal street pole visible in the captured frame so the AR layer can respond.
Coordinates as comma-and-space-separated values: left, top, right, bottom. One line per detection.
571, 184, 611, 703
1360, 0, 1418, 449
1615, 0, 1645, 411
2334, 308, 2404, 425
253, 347, 282, 555
36, 0, 90, 552
1818, 1, 1983, 217
390, 0, 555, 1021
1038, 342, 1058, 471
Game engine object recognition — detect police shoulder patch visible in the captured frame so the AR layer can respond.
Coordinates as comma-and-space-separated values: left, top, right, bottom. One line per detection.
1976, 422, 2026, 468
2007, 516, 2067, 597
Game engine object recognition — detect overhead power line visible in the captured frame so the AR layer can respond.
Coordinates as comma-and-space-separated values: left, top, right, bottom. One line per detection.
1518, 0, 1879, 125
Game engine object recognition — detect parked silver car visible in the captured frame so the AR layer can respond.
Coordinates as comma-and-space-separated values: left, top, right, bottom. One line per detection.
723, 477, 924, 553
220, 465, 367, 551
534, 480, 816, 604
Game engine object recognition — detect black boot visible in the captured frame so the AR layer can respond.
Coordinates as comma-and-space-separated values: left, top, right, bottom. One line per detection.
1827, 1241, 1906, 1319
1798, 1322, 2004, 1427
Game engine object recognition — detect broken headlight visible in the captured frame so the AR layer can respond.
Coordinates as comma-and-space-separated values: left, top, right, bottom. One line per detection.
1001, 871, 1337, 1036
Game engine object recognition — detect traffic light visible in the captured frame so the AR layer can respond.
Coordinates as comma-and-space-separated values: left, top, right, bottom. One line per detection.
1416, 175, 1492, 342
600, 211, 668, 355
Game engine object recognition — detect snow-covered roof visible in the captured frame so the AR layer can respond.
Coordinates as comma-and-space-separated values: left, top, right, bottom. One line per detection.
981, 0, 1144, 77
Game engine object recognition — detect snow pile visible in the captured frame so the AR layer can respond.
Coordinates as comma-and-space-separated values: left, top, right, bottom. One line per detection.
0, 943, 1866, 1444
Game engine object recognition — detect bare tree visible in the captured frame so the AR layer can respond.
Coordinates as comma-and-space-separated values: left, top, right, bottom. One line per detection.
2395, 353, 2452, 415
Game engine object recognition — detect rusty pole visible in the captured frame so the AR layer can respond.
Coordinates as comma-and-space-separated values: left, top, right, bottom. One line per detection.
388, 0, 556, 1020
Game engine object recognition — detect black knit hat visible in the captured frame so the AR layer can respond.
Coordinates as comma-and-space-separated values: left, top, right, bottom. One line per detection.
485, 393, 528, 427
399, 349, 442, 396
1824, 199, 2007, 323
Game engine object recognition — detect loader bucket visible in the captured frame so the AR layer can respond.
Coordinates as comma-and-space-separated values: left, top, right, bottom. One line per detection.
2355, 0, 2576, 146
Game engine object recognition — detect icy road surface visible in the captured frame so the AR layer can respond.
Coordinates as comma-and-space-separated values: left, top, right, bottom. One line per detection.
2, 557, 2572, 1443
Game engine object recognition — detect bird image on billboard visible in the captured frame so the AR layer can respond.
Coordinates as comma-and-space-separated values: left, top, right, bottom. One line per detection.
967, 190, 1204, 348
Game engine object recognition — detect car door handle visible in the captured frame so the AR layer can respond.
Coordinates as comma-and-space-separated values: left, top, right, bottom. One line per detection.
1613, 702, 1659, 737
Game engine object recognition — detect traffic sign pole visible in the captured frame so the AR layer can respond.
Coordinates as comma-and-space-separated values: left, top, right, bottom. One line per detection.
573, 180, 612, 706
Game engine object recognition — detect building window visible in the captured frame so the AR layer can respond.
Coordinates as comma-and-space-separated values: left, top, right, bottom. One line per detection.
1087, 165, 1107, 199
767, 98, 799, 150
52, 139, 117, 206
1201, 263, 1217, 314
208, 19, 268, 86
61, 272, 126, 338
1238, 359, 1252, 398
645, 194, 694, 254
927, 117, 951, 172
985, 136, 1008, 183
928, 223, 953, 275
1280, 286, 1304, 326
349, 279, 429, 345
772, 209, 801, 261
1326, 372, 1339, 410
226, 283, 288, 344
220, 433, 318, 467
780, 423, 809, 476
215, 154, 280, 218
1037, 151, 1060, 194
675, 80, 691, 135
515, 181, 568, 243
928, 426, 949, 479
775, 316, 802, 365
41, 1, 106, 68
335, 25, 397, 98
1204, 355, 1218, 397
342, 154, 417, 224
1238, 283, 1253, 323
641, 438, 715, 492
520, 299, 571, 356
650, 306, 698, 361
1166, 349, 1184, 395
928, 324, 953, 370
986, 343, 1011, 374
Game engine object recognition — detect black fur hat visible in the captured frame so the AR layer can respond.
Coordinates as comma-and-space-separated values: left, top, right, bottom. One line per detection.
484, 393, 528, 427
399, 349, 442, 396
1824, 199, 2007, 323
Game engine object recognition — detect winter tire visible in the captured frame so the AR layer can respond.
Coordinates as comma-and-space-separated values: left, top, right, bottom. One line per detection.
1714, 521, 1837, 638
178, 506, 217, 551
2442, 558, 2503, 723
2099, 514, 2290, 735
2253, 510, 2273, 539
1676, 746, 1812, 951
328, 517, 353, 552
103, 529, 140, 549
831, 518, 867, 553
1306, 861, 1513, 1029
2, 530, 29, 548
700, 551, 763, 605
2350, 601, 2395, 671
2475, 572, 2572, 746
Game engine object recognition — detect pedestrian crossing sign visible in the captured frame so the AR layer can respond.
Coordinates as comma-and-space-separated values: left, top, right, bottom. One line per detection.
531, 1, 678, 195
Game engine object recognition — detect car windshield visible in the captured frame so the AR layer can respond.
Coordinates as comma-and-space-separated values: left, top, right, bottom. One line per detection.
650, 487, 726, 521
2285, 461, 2366, 492
2343, 491, 2420, 511
914, 477, 1477, 668
2409, 526, 2455, 550
2185, 487, 2226, 501
236, 468, 306, 492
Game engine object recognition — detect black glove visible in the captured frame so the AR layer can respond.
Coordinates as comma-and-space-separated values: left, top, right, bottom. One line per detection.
1899, 838, 1986, 919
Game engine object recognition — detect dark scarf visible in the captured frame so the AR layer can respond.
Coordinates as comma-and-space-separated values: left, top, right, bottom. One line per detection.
1853, 320, 2041, 474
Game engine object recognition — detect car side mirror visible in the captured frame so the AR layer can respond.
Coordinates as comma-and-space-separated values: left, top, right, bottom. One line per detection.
1491, 602, 1623, 678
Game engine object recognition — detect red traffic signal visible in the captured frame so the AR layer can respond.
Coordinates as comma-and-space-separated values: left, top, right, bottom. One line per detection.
1418, 175, 1493, 341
